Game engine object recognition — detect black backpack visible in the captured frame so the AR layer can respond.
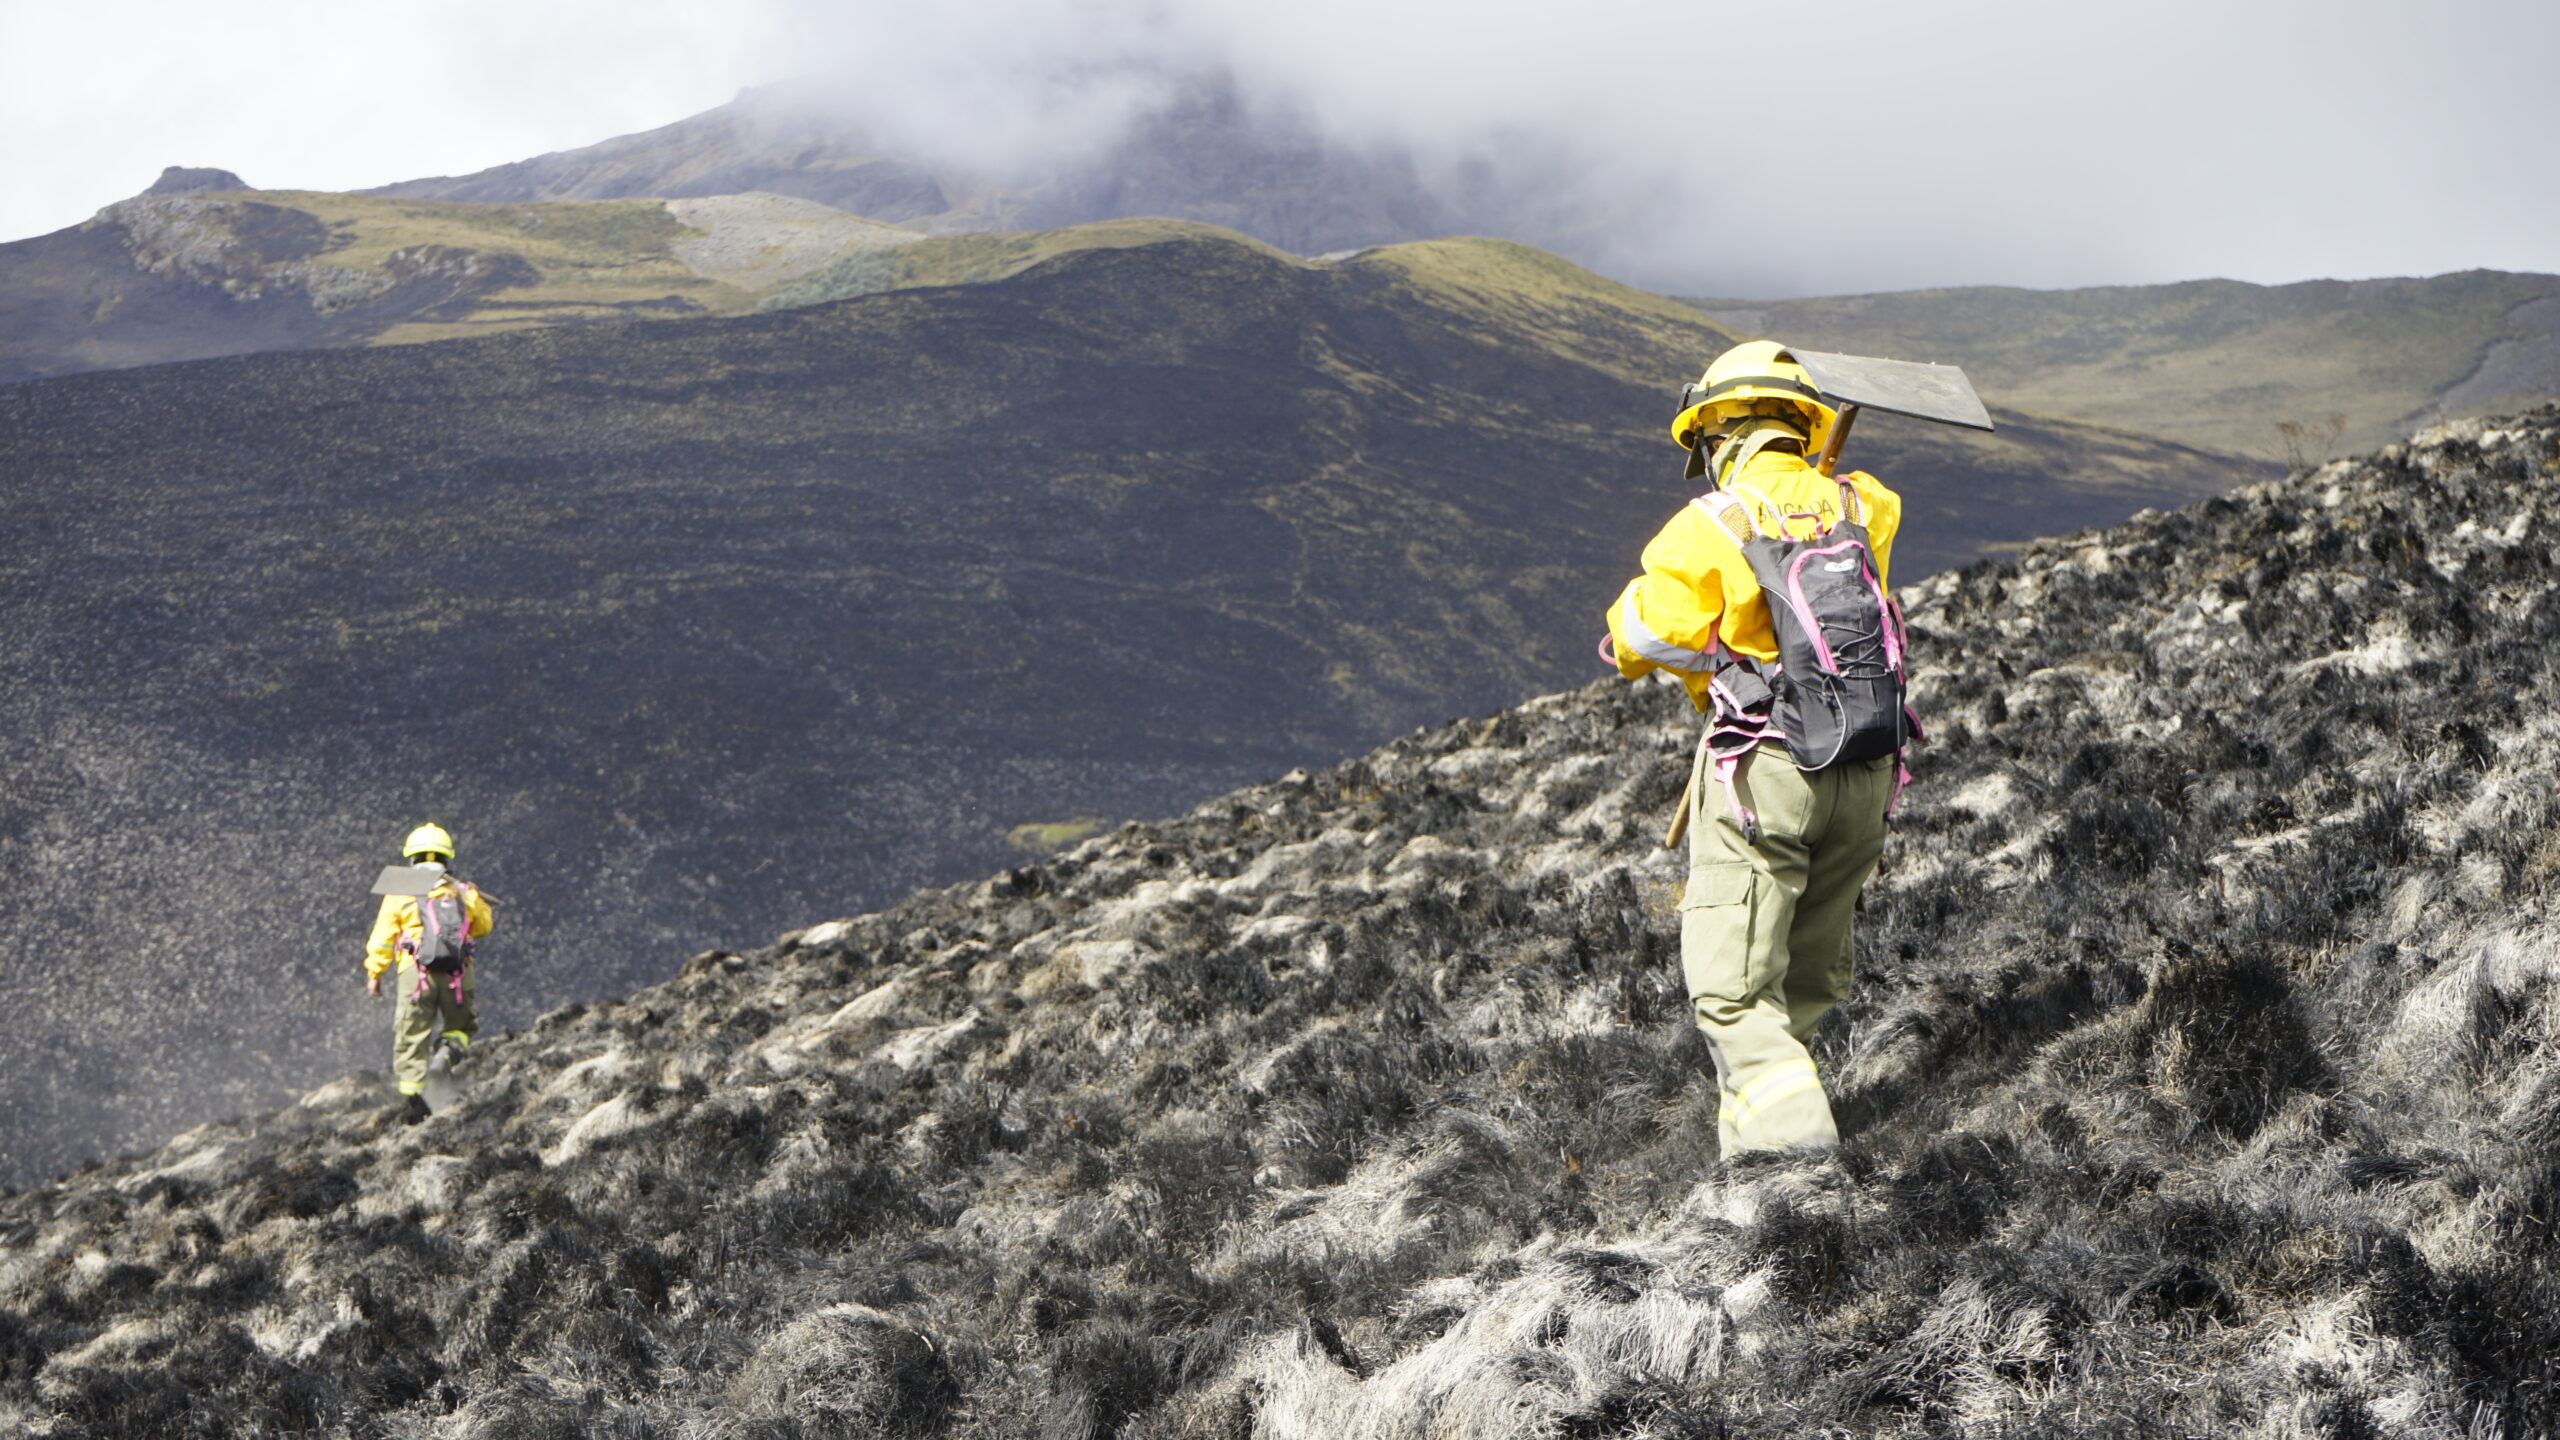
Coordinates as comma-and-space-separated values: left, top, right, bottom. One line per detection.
411, 880, 477, 973
1693, 481, 1915, 838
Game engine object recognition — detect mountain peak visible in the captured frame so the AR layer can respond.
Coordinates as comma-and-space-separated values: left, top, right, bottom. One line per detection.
141, 165, 248, 196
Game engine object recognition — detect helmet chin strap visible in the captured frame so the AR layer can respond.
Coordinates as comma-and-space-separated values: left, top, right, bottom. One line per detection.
1710, 416, 1811, 486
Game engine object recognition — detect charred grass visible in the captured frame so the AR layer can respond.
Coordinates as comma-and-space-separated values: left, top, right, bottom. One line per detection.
2, 412, 2558, 1436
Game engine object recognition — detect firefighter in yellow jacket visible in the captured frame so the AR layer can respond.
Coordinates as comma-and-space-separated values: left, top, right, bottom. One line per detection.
364, 823, 493, 1120
1606, 341, 1904, 1157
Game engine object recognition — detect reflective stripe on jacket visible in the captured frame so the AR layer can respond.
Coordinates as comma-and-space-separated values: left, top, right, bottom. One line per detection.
364, 880, 495, 979
1607, 450, 1902, 710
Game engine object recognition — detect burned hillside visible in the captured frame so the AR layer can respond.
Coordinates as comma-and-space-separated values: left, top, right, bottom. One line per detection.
4, 410, 2559, 1437
0, 227, 2256, 1190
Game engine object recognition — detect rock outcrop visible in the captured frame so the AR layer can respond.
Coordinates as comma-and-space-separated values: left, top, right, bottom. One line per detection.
0, 191, 546, 386
141, 166, 249, 197
3, 411, 2557, 1436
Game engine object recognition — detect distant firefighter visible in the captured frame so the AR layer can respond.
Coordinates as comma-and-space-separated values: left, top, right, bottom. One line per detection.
363, 823, 494, 1124
1604, 342, 1915, 1157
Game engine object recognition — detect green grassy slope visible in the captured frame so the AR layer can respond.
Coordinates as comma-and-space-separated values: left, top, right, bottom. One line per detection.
759, 217, 1279, 309
0, 188, 923, 381
258, 189, 744, 321
0, 227, 2258, 1183
1689, 269, 2560, 461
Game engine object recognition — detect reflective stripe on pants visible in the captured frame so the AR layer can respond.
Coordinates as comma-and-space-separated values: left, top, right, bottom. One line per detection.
1679, 732, 1891, 1156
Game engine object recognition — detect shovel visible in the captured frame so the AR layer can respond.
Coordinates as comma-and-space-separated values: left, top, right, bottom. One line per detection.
1790, 348, 1995, 478
370, 865, 443, 897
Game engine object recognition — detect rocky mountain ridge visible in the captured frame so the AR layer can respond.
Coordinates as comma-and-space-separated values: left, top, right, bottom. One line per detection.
0, 74, 1566, 387
0, 181, 935, 384
5, 409, 2556, 1436
12, 177, 2551, 509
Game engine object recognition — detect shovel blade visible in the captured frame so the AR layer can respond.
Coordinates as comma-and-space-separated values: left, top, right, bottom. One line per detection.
370, 865, 441, 897
1788, 349, 1995, 432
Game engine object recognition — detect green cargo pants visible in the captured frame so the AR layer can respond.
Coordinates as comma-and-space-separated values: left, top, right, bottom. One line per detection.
392, 959, 475, 1096
1680, 732, 1892, 1156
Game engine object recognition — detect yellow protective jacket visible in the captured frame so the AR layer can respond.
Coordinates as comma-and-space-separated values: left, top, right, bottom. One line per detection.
365, 877, 495, 979
1606, 449, 1903, 711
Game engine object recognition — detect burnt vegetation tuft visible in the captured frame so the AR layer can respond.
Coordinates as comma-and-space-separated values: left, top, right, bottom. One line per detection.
4, 410, 2560, 1435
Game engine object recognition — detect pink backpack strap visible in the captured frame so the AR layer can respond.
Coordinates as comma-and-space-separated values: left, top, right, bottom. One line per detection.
1714, 744, 1763, 844
454, 879, 478, 957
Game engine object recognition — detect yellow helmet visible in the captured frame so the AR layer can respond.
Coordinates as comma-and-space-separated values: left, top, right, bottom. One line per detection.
402, 823, 455, 861
1670, 340, 1837, 474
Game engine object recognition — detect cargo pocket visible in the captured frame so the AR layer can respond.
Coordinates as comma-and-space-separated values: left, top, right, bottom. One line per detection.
1734, 746, 1816, 844
1678, 862, 1760, 1004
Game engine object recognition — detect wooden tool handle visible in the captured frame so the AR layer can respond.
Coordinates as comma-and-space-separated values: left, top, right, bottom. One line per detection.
1816, 402, 1862, 477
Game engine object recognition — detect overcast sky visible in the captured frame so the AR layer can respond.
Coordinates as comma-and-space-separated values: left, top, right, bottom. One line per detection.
4, 0, 2554, 296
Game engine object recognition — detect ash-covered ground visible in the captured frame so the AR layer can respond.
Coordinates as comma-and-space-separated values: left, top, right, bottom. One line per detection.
4, 411, 2558, 1437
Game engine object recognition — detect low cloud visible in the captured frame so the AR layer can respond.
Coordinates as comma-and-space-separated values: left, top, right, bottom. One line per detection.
5, 0, 2555, 294
762, 0, 2560, 295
